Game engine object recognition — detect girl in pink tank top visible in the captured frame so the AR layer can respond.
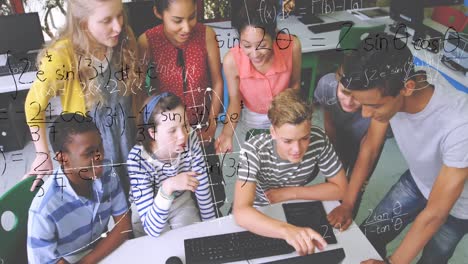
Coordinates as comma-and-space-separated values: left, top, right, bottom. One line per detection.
215, 1, 302, 154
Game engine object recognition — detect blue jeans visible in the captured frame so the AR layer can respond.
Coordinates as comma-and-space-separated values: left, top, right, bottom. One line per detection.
359, 170, 468, 263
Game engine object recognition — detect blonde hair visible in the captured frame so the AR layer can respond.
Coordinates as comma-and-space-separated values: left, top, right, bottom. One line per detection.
37, 0, 140, 108
268, 89, 313, 127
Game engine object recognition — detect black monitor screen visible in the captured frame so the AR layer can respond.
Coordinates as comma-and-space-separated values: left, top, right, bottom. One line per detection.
390, 0, 424, 28
0, 12, 44, 55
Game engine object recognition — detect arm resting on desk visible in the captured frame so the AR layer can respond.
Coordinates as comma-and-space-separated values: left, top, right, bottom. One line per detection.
265, 168, 347, 203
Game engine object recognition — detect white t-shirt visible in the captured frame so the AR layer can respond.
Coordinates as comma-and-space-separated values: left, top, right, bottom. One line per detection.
390, 71, 468, 219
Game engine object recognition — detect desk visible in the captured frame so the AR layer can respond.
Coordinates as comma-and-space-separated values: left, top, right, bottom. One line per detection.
209, 9, 467, 95
101, 201, 382, 264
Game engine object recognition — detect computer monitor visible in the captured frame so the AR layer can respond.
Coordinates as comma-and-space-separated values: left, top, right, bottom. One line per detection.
390, 0, 424, 30
124, 1, 161, 38
0, 12, 44, 56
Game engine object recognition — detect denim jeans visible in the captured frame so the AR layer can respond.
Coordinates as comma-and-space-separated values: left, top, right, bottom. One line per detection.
359, 170, 468, 263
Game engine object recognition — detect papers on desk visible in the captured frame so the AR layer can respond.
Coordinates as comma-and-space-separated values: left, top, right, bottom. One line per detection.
348, 7, 390, 21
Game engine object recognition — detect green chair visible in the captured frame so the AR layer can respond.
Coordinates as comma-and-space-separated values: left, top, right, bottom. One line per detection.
245, 128, 270, 141
0, 176, 40, 264
337, 24, 387, 51
302, 53, 321, 102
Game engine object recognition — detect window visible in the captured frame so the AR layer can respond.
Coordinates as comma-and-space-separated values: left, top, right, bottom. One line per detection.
198, 0, 231, 22
22, 0, 66, 40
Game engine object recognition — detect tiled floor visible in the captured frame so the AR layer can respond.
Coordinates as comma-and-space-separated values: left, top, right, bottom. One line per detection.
1, 108, 466, 263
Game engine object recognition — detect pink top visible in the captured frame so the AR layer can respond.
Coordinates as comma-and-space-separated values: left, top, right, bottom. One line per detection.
231, 34, 294, 114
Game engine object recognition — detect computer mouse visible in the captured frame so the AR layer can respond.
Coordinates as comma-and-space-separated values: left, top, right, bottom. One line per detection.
165, 256, 183, 264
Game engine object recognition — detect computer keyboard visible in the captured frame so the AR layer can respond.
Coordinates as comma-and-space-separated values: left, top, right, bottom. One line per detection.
0, 54, 37, 77
184, 231, 295, 264
261, 248, 346, 264
308, 21, 355, 34
298, 15, 324, 25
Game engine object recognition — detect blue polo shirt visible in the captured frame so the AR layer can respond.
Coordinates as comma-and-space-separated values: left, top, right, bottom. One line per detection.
27, 166, 128, 264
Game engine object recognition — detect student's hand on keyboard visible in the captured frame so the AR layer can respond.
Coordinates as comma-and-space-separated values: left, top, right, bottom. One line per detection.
214, 133, 233, 154
327, 203, 354, 231
24, 154, 53, 191
163, 171, 200, 194
282, 224, 328, 256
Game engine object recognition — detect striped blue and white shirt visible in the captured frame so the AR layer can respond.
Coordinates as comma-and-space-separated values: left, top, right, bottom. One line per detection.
127, 131, 216, 237
238, 126, 343, 207
27, 167, 128, 264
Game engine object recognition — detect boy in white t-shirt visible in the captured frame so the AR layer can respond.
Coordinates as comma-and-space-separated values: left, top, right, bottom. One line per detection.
332, 32, 468, 264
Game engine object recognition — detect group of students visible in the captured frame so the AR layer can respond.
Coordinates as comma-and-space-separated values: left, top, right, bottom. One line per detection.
233, 44, 468, 264
21, 0, 467, 263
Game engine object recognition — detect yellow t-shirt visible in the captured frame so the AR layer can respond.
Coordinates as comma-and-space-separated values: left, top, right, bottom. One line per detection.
25, 39, 87, 129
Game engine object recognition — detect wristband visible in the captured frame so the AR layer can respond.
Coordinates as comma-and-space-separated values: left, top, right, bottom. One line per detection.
159, 187, 175, 200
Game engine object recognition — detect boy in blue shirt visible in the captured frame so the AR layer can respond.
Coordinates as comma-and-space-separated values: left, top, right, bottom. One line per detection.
27, 113, 131, 264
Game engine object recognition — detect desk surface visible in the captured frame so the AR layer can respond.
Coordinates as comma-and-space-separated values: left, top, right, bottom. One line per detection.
101, 201, 382, 264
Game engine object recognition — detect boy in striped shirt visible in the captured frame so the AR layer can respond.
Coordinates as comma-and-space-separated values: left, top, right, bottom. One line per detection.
27, 113, 131, 264
233, 89, 348, 256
